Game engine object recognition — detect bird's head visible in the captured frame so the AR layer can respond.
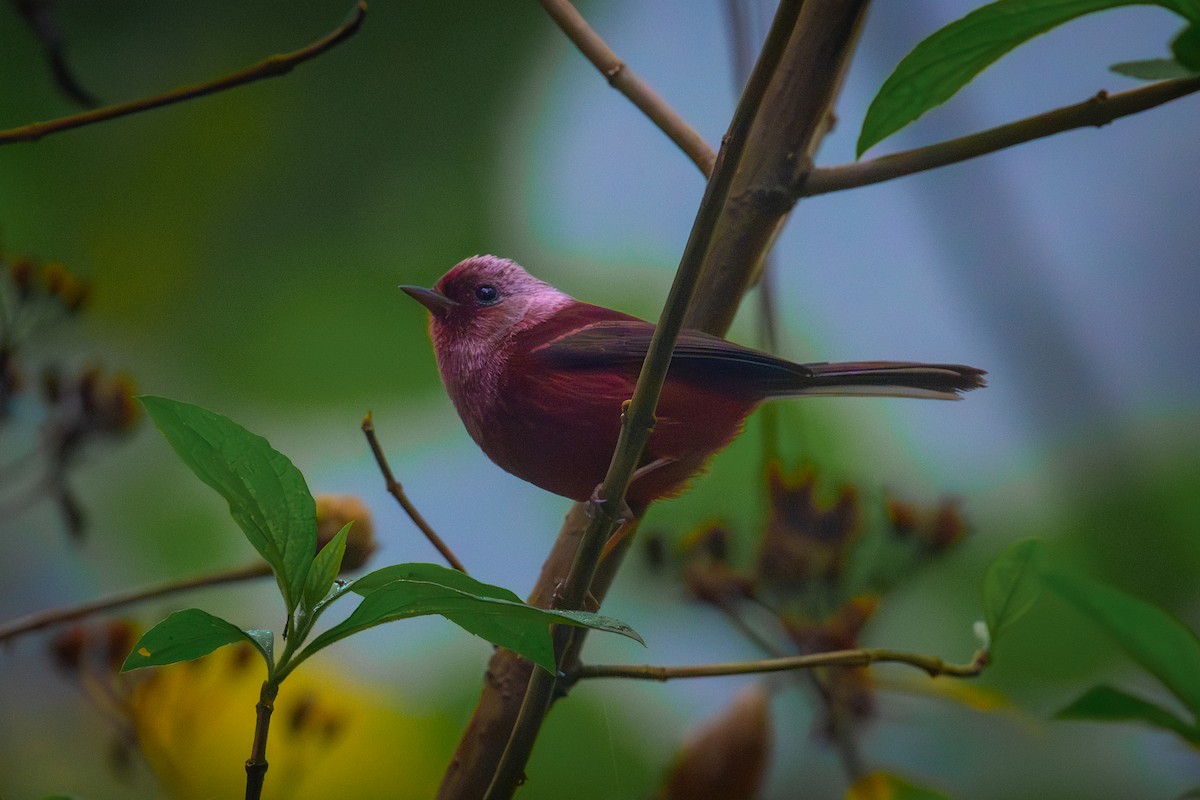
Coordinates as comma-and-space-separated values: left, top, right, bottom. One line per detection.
402, 255, 573, 353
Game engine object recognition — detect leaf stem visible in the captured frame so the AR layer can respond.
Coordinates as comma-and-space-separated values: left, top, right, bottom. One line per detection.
804, 76, 1200, 195
0, 2, 367, 146
361, 412, 467, 573
0, 561, 271, 644
537, 0, 716, 176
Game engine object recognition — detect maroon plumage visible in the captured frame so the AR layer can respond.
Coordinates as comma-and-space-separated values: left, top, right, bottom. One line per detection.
403, 256, 985, 514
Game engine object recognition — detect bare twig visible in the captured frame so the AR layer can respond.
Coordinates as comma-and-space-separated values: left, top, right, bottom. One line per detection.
0, 2, 367, 146
538, 0, 716, 176
804, 76, 1200, 196
570, 647, 988, 683
361, 412, 466, 574
0, 561, 271, 644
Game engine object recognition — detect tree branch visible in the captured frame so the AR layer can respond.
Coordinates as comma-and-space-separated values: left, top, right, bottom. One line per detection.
480, 5, 814, 799
804, 76, 1200, 196
683, 0, 871, 335
538, 0, 716, 176
569, 647, 988, 684
0, 2, 367, 146
361, 412, 466, 573
0, 561, 270, 643
439, 5, 874, 798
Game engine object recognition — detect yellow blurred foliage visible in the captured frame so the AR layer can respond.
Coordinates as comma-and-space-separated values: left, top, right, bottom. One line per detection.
129, 644, 453, 799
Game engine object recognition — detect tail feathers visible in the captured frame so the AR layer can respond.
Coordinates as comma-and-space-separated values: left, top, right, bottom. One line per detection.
790, 361, 987, 400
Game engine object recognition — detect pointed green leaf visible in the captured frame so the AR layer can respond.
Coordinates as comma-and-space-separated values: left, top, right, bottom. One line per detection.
858, 0, 1198, 156
1111, 57, 1200, 80
352, 561, 522, 602
982, 538, 1045, 646
301, 523, 351, 614
1172, 21, 1200, 68
245, 629, 275, 665
121, 609, 271, 672
296, 565, 643, 673
140, 396, 316, 612
1056, 684, 1200, 743
1042, 568, 1200, 717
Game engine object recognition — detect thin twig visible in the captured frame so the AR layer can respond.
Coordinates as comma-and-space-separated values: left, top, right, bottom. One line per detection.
804, 76, 1200, 196
569, 647, 988, 684
0, 561, 271, 643
538, 0, 716, 176
361, 412, 466, 573
0, 2, 368, 146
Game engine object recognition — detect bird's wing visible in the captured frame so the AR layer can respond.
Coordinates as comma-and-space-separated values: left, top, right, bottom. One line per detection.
526, 308, 985, 400
529, 313, 812, 391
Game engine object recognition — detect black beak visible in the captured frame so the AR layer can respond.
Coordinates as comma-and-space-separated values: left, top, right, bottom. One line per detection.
400, 285, 457, 317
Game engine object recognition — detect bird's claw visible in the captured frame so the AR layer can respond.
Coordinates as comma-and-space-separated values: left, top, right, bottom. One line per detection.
585, 486, 635, 527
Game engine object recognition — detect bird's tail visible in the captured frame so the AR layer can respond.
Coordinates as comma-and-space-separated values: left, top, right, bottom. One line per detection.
787, 361, 987, 400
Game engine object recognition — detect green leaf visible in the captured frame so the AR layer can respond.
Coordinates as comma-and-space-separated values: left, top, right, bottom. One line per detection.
245, 629, 275, 665
1172, 21, 1200, 68
1111, 57, 1200, 79
1042, 568, 1200, 717
858, 0, 1198, 156
352, 561, 523, 602
298, 564, 643, 673
1056, 684, 1200, 743
982, 538, 1045, 646
121, 609, 271, 672
301, 522, 351, 614
140, 396, 316, 612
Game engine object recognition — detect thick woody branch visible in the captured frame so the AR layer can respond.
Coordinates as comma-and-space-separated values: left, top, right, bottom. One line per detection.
683, 0, 871, 335
477, 4, 814, 799
569, 647, 988, 684
440, 5, 874, 798
804, 76, 1200, 196
538, 0, 716, 176
0, 2, 367, 146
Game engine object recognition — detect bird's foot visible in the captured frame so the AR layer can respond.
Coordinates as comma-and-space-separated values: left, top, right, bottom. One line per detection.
585, 487, 635, 526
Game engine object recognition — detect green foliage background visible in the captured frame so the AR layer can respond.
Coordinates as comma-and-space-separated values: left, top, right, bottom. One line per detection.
1, 1, 1198, 798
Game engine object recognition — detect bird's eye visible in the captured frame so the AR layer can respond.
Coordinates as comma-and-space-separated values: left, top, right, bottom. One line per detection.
474, 284, 500, 305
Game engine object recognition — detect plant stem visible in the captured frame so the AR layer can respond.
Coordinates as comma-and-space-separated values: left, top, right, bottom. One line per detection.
244, 679, 280, 800
569, 647, 988, 683
361, 411, 467, 573
0, 2, 367, 146
803, 76, 1200, 195
0, 561, 271, 643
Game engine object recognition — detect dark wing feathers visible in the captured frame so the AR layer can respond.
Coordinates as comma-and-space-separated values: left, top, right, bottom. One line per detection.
528, 310, 986, 400
530, 319, 813, 394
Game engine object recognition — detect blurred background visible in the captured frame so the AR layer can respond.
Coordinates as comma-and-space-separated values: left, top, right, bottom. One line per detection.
1, 0, 1198, 797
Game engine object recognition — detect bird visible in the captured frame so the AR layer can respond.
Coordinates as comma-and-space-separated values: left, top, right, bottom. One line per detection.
402, 255, 985, 516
